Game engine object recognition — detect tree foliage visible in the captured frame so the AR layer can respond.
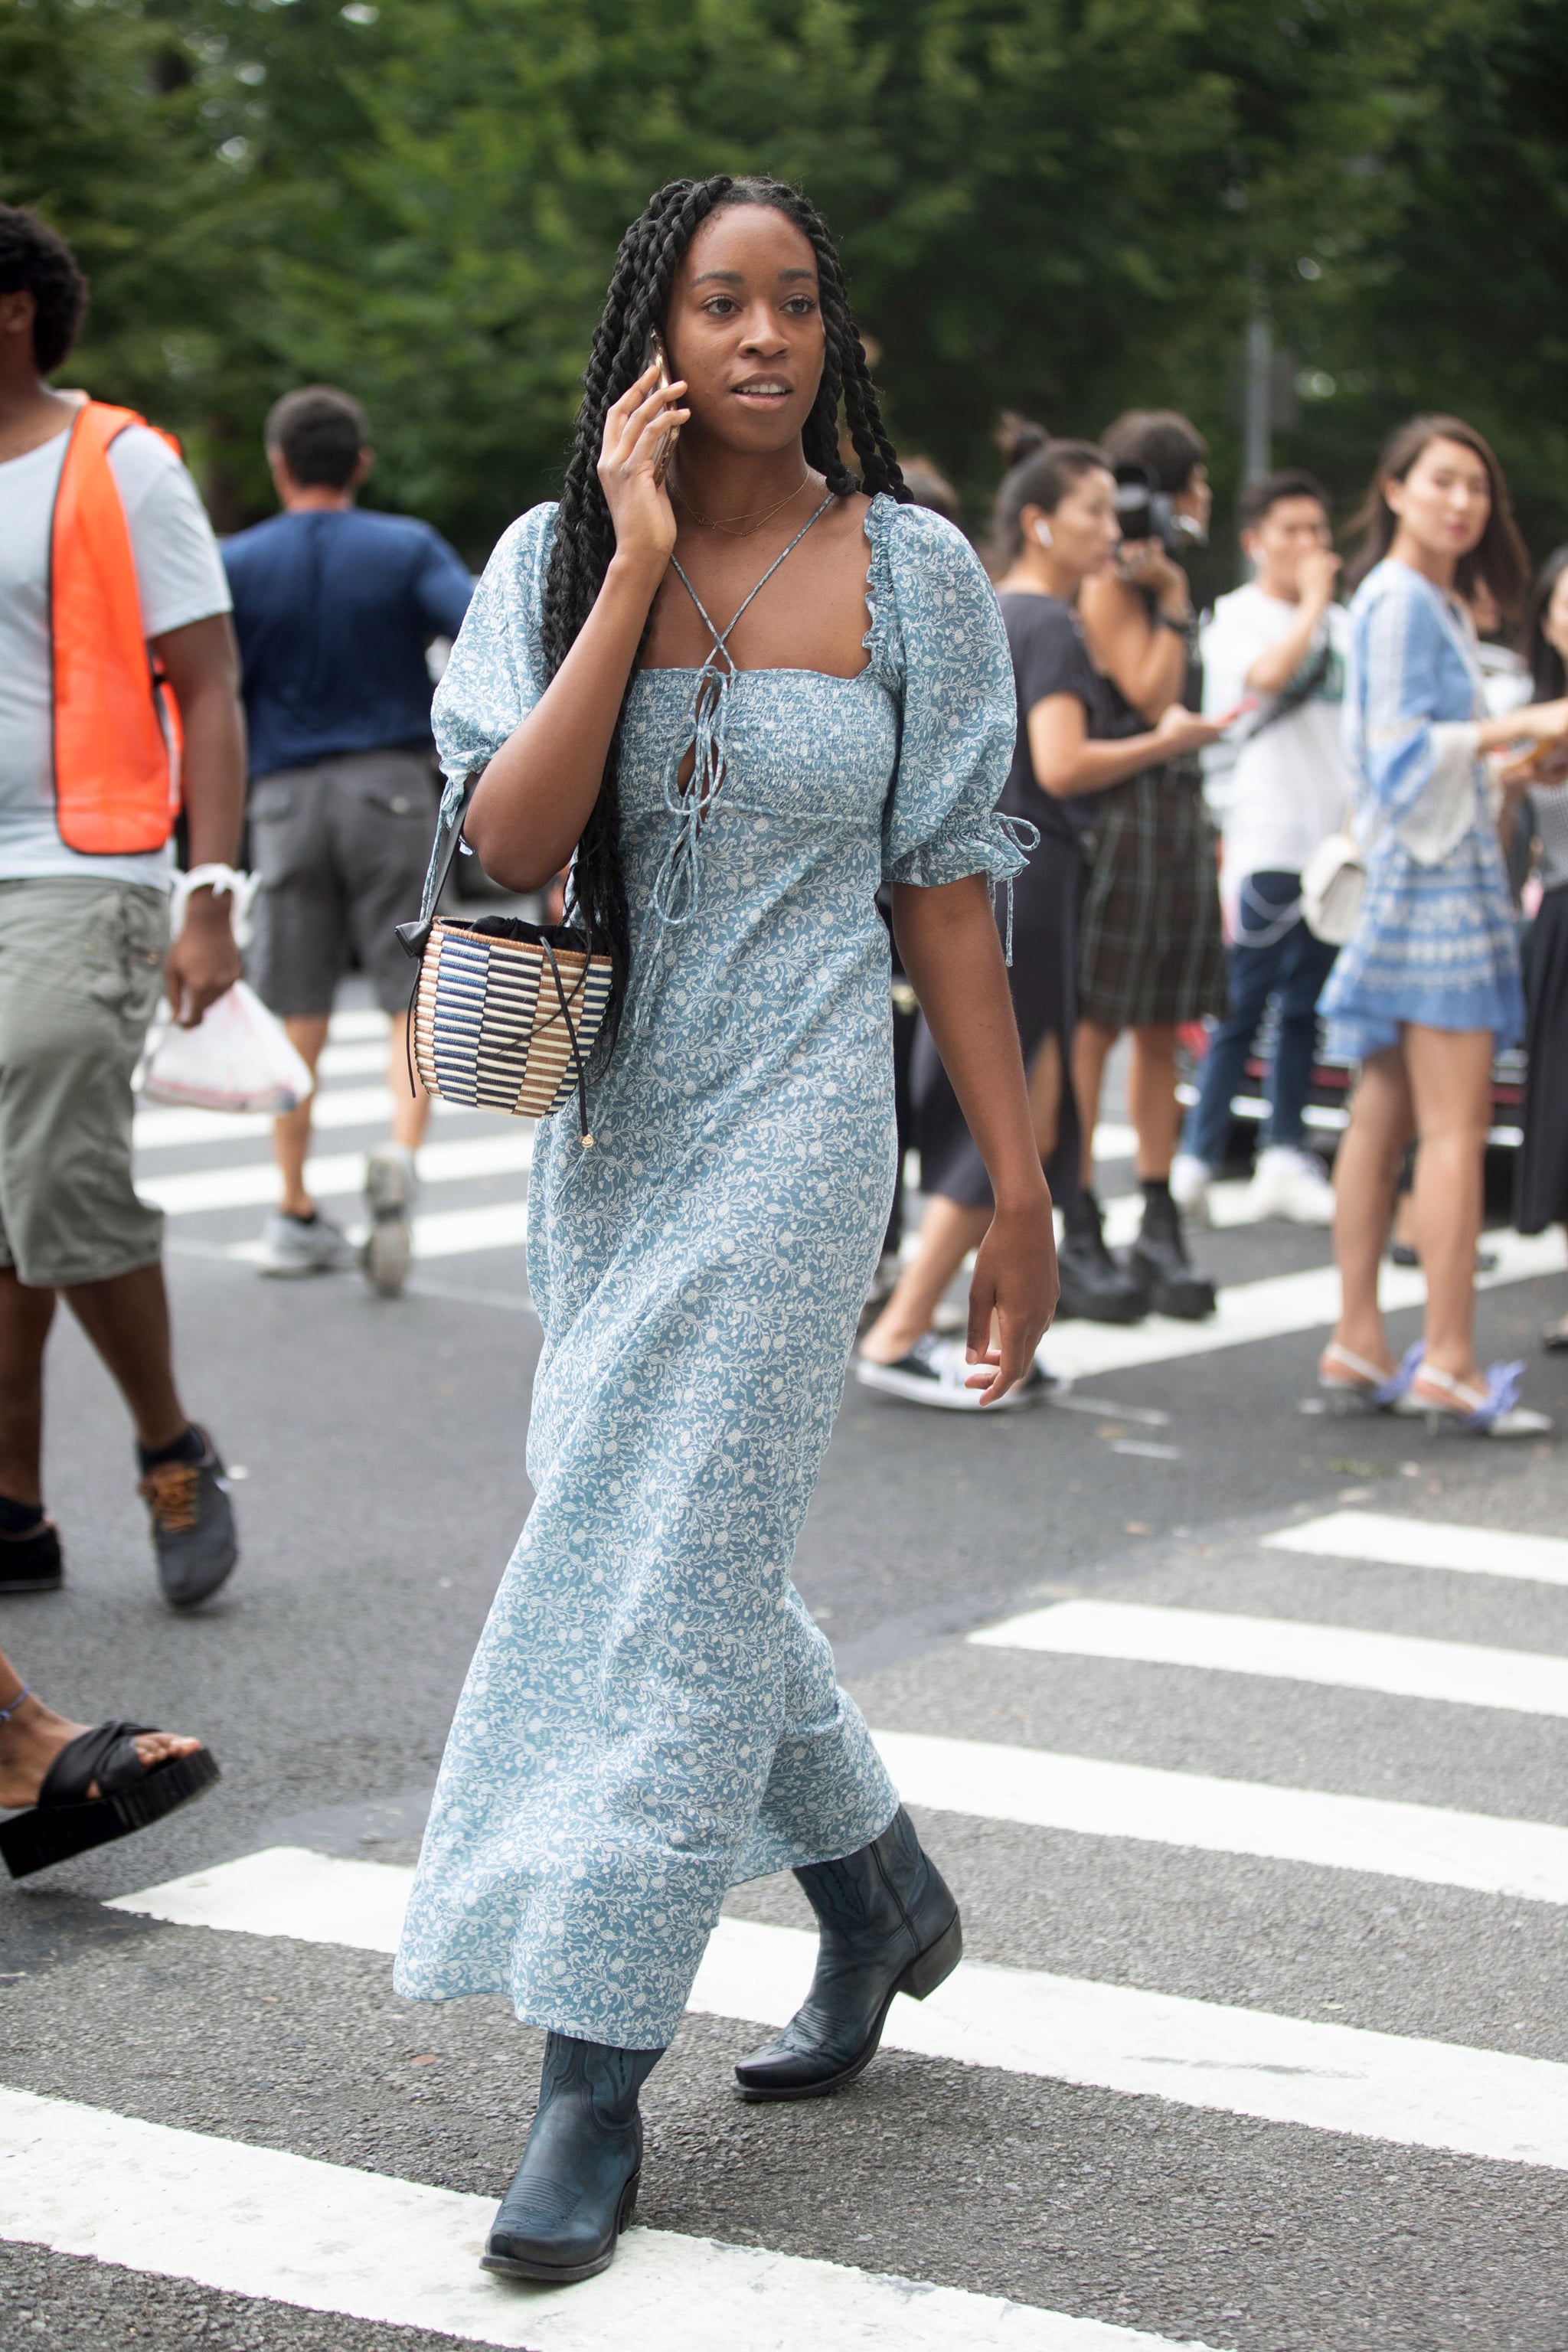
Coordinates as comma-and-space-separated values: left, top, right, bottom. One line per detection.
2, 0, 1563, 577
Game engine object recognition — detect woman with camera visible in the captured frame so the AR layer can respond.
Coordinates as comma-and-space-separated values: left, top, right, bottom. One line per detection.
1321, 416, 1568, 1432
859, 423, 1230, 1403
1073, 409, 1228, 1318
1511, 543, 1568, 1351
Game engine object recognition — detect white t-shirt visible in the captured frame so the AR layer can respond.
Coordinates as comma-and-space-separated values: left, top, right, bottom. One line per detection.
0, 420, 232, 888
1201, 581, 1351, 890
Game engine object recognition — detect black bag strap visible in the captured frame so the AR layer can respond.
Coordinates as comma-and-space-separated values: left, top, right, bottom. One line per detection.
397, 771, 481, 960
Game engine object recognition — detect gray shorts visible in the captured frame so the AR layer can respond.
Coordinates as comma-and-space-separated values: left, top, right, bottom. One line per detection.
0, 877, 168, 1288
246, 746, 439, 1018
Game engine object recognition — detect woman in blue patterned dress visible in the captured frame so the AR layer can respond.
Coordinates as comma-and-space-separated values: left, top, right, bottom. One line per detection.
393, 178, 1059, 2283
1320, 416, 1568, 1433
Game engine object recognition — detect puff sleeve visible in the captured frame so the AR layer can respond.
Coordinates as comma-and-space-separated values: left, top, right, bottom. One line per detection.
430, 502, 556, 816
873, 501, 1030, 900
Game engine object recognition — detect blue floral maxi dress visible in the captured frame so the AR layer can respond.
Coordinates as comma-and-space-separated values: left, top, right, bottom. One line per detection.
1321, 557, 1523, 1062
394, 495, 1022, 2049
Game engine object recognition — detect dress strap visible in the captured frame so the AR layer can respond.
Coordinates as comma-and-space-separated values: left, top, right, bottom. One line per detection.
645, 494, 836, 946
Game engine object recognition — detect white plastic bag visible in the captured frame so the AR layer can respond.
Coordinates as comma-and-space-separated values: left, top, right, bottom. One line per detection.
141, 980, 315, 1114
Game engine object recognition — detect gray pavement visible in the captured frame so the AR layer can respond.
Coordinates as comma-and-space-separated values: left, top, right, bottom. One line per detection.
4, 1006, 1568, 2350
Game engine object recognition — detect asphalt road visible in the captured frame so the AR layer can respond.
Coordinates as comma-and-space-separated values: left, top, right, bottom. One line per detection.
4, 1000, 1568, 2352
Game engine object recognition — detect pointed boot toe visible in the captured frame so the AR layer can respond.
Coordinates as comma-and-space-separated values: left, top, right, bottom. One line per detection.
733, 1806, 961, 2102
481, 2034, 660, 2285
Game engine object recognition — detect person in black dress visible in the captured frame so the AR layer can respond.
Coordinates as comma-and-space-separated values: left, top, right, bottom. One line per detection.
1512, 544, 1568, 1349
858, 423, 1227, 1406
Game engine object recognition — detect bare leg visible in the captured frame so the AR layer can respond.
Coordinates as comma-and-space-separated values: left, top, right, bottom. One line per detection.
273, 1014, 331, 1218
0, 1272, 57, 1505
0, 1647, 198, 1808
1127, 1024, 1182, 1182
1027, 1031, 1063, 1162
1404, 1024, 1494, 1384
1072, 1018, 1119, 1191
63, 1261, 187, 1453
387, 1008, 432, 1154
860, 1196, 992, 1364
1328, 1046, 1413, 1375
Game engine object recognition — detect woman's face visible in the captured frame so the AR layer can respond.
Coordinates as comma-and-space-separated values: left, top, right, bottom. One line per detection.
1385, 435, 1491, 562
663, 205, 825, 458
1544, 567, 1568, 665
1027, 469, 1120, 580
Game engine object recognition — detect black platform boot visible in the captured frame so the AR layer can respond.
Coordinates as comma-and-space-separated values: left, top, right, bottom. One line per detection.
733, 1806, 961, 2101
1056, 1191, 1150, 1325
483, 2034, 664, 2284
1125, 1181, 1216, 1320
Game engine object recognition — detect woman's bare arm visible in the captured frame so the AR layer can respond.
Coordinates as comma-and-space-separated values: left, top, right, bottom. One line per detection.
1079, 564, 1188, 722
464, 366, 689, 890
891, 874, 1059, 1403
1026, 694, 1224, 799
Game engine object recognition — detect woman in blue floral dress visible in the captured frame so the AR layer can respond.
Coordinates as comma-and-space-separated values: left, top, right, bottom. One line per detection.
394, 178, 1059, 2284
1320, 416, 1568, 1434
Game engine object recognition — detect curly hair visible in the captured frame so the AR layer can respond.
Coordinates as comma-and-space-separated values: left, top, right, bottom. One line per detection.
0, 205, 89, 374
543, 175, 908, 1026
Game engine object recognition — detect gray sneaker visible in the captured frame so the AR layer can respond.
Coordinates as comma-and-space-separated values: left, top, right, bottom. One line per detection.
256, 1208, 356, 1278
137, 1426, 238, 1610
363, 1145, 416, 1298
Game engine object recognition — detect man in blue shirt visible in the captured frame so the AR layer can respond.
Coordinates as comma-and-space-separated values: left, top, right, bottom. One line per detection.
224, 386, 472, 1292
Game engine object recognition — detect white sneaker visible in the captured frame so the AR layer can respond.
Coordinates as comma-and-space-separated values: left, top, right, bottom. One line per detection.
363, 1143, 416, 1297
1247, 1144, 1336, 1226
856, 1332, 1052, 1412
1169, 1153, 1213, 1223
256, 1208, 356, 1278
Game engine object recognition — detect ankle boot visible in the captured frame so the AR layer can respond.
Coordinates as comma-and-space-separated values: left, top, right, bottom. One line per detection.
1125, 1185, 1216, 1320
483, 2034, 663, 2284
733, 1806, 961, 2101
1056, 1191, 1150, 1325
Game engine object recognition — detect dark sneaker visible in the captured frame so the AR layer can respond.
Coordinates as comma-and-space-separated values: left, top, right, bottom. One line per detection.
0, 1517, 63, 1595
1056, 1210, 1150, 1324
1125, 1197, 1216, 1321
138, 1427, 238, 1610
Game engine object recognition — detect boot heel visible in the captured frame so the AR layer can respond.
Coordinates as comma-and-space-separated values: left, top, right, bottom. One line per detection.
616, 2170, 640, 2235
895, 1910, 962, 2001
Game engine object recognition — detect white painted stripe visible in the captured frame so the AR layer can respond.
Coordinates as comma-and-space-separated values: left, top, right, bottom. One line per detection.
134, 1086, 500, 1150
216, 1201, 531, 1266
1266, 1511, 1568, 1590
325, 1008, 390, 1041
108, 1849, 1568, 2172
1037, 1227, 1563, 1380
972, 1599, 1568, 1719
139, 1129, 535, 1217
871, 1727, 1568, 1905
1092, 1122, 1138, 1161
316, 1038, 393, 1079
3, 2089, 1178, 2352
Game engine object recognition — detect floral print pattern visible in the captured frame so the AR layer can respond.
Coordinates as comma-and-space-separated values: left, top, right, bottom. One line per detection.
394, 495, 1021, 2047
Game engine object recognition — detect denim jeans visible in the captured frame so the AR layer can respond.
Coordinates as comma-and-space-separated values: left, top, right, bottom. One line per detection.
1182, 870, 1339, 1168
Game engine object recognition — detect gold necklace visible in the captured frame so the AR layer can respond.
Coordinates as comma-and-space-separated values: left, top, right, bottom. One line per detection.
673, 472, 812, 537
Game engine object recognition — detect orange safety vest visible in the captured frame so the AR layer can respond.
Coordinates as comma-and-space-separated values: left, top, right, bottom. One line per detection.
50, 400, 185, 856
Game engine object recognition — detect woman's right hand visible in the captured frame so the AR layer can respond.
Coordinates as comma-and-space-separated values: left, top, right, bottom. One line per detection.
596, 363, 690, 568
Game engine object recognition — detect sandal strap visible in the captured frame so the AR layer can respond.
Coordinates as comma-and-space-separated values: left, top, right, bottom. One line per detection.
37, 1721, 156, 1809
1321, 1343, 1389, 1387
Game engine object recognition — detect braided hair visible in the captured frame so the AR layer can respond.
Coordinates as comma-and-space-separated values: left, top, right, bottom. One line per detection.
542, 175, 909, 1025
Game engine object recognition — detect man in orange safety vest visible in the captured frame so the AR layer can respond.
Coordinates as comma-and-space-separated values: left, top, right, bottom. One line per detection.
0, 204, 246, 1690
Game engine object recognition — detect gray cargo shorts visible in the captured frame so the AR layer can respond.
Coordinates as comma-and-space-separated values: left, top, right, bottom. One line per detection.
0, 877, 169, 1289
246, 746, 439, 1018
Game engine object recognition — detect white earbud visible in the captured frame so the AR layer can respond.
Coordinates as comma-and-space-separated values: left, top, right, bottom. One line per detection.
1034, 519, 1054, 548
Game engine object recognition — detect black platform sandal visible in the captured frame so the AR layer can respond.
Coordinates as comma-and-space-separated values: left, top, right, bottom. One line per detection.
0, 1717, 220, 1880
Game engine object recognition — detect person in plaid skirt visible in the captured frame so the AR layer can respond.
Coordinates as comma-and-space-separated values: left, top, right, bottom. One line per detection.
1073, 410, 1228, 1318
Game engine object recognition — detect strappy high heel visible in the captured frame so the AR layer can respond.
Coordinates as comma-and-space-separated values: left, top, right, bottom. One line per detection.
1318, 1338, 1420, 1414
1400, 1359, 1552, 1439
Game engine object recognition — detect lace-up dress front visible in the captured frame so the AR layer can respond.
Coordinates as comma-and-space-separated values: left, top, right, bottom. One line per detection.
395, 494, 1022, 2048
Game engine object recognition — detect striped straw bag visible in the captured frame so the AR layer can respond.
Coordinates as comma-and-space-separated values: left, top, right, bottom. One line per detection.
396, 775, 612, 1142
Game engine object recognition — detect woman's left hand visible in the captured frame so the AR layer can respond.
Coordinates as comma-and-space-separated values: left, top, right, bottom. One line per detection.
964, 1198, 1060, 1406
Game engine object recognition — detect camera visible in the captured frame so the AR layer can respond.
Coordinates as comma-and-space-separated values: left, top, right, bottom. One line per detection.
1114, 464, 1207, 556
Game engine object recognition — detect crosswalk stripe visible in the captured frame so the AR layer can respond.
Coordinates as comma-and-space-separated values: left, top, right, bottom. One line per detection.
106, 1849, 1568, 2171
5, 2088, 1185, 2352
139, 1128, 534, 1217
1266, 1510, 1568, 1589
134, 1086, 487, 1151
870, 1727, 1568, 1904
971, 1599, 1568, 1719
1039, 1227, 1563, 1380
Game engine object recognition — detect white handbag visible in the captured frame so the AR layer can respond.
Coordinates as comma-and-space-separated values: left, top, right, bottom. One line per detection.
1299, 830, 1367, 946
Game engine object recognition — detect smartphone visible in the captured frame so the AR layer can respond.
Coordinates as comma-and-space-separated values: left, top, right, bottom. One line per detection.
642, 329, 679, 488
